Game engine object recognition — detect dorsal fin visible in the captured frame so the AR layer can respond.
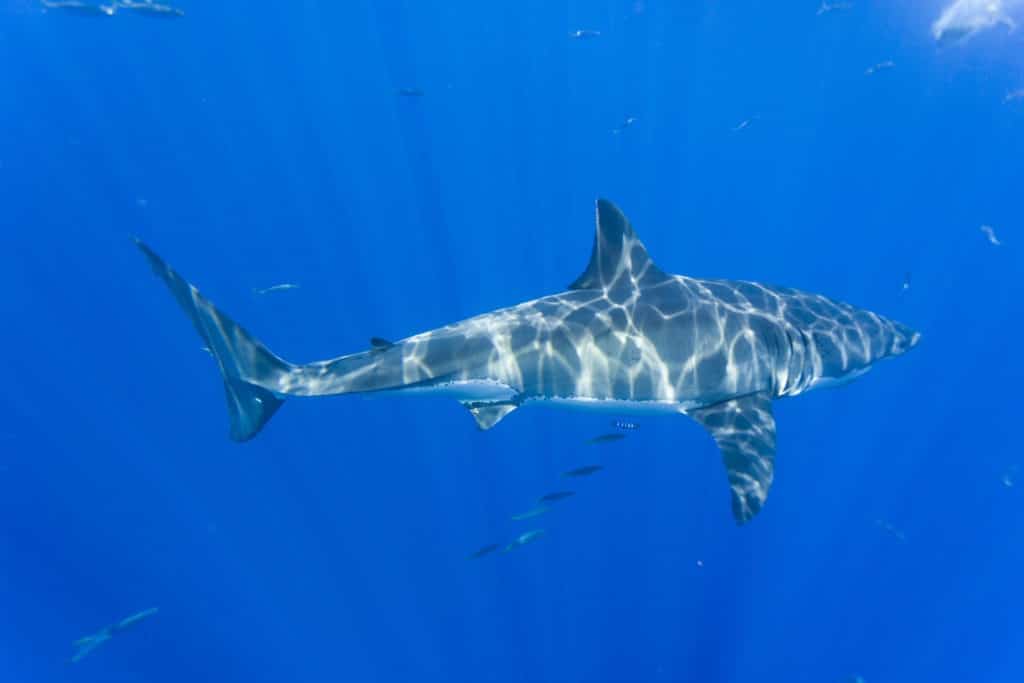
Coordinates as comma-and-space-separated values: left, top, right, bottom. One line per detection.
568, 199, 671, 290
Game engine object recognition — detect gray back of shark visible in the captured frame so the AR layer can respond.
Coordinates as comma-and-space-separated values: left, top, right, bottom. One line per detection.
136, 199, 919, 524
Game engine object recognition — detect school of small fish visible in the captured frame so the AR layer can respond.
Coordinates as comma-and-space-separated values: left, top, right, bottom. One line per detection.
470, 420, 637, 559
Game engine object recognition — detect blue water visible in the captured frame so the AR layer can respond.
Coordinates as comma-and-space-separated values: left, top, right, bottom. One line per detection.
2, 1, 1023, 681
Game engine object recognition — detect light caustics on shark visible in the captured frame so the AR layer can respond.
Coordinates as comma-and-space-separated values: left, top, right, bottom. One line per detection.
135, 200, 919, 524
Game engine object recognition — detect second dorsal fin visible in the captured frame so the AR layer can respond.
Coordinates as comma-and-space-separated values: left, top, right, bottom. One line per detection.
461, 401, 517, 430
568, 199, 671, 291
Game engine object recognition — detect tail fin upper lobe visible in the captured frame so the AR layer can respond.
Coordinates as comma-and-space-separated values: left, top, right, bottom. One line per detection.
135, 239, 290, 441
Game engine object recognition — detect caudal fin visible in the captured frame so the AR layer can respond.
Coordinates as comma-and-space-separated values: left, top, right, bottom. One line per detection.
134, 238, 291, 441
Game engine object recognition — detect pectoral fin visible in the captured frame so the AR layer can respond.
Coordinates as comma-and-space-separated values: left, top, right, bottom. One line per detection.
461, 401, 518, 430
690, 392, 776, 525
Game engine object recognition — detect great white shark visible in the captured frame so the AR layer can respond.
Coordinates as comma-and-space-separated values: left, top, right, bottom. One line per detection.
136, 199, 919, 524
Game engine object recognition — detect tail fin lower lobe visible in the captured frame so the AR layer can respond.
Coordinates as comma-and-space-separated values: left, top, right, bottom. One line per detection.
135, 239, 290, 441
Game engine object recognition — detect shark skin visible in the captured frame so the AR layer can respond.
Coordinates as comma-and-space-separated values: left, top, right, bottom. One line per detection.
135, 199, 919, 524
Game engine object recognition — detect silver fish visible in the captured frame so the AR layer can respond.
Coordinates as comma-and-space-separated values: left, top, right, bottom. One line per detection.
253, 283, 300, 295
538, 491, 575, 503
503, 529, 545, 552
70, 607, 158, 663
511, 506, 549, 521
563, 465, 603, 477
865, 60, 894, 76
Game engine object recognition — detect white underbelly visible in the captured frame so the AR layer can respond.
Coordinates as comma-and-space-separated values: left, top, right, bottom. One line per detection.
383, 379, 519, 402
807, 365, 872, 391
524, 396, 694, 414
382, 380, 696, 415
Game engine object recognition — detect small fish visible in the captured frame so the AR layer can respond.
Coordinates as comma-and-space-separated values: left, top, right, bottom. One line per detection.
253, 283, 299, 295
469, 544, 500, 559
41, 0, 116, 16
613, 419, 639, 431
611, 116, 638, 134
502, 529, 545, 552
816, 1, 852, 15
1005, 89, 1024, 104
587, 433, 625, 445
116, 607, 159, 629
875, 518, 906, 542
397, 87, 425, 97
932, 0, 1015, 45
1001, 465, 1018, 488
116, 0, 184, 17
369, 337, 394, 349
732, 118, 754, 132
71, 607, 158, 663
511, 505, 549, 521
980, 225, 1001, 246
200, 346, 213, 355
563, 465, 603, 477
70, 632, 111, 663
569, 29, 601, 39
538, 491, 575, 503
865, 60, 894, 76
902, 272, 911, 292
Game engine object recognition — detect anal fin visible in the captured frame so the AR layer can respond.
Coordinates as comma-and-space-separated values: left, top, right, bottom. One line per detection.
690, 392, 776, 525
462, 401, 518, 430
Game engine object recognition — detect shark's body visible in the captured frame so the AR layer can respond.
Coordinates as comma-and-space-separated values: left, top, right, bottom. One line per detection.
136, 200, 918, 523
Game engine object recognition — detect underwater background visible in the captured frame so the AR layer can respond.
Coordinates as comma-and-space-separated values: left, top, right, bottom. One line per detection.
2, 1, 1023, 681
